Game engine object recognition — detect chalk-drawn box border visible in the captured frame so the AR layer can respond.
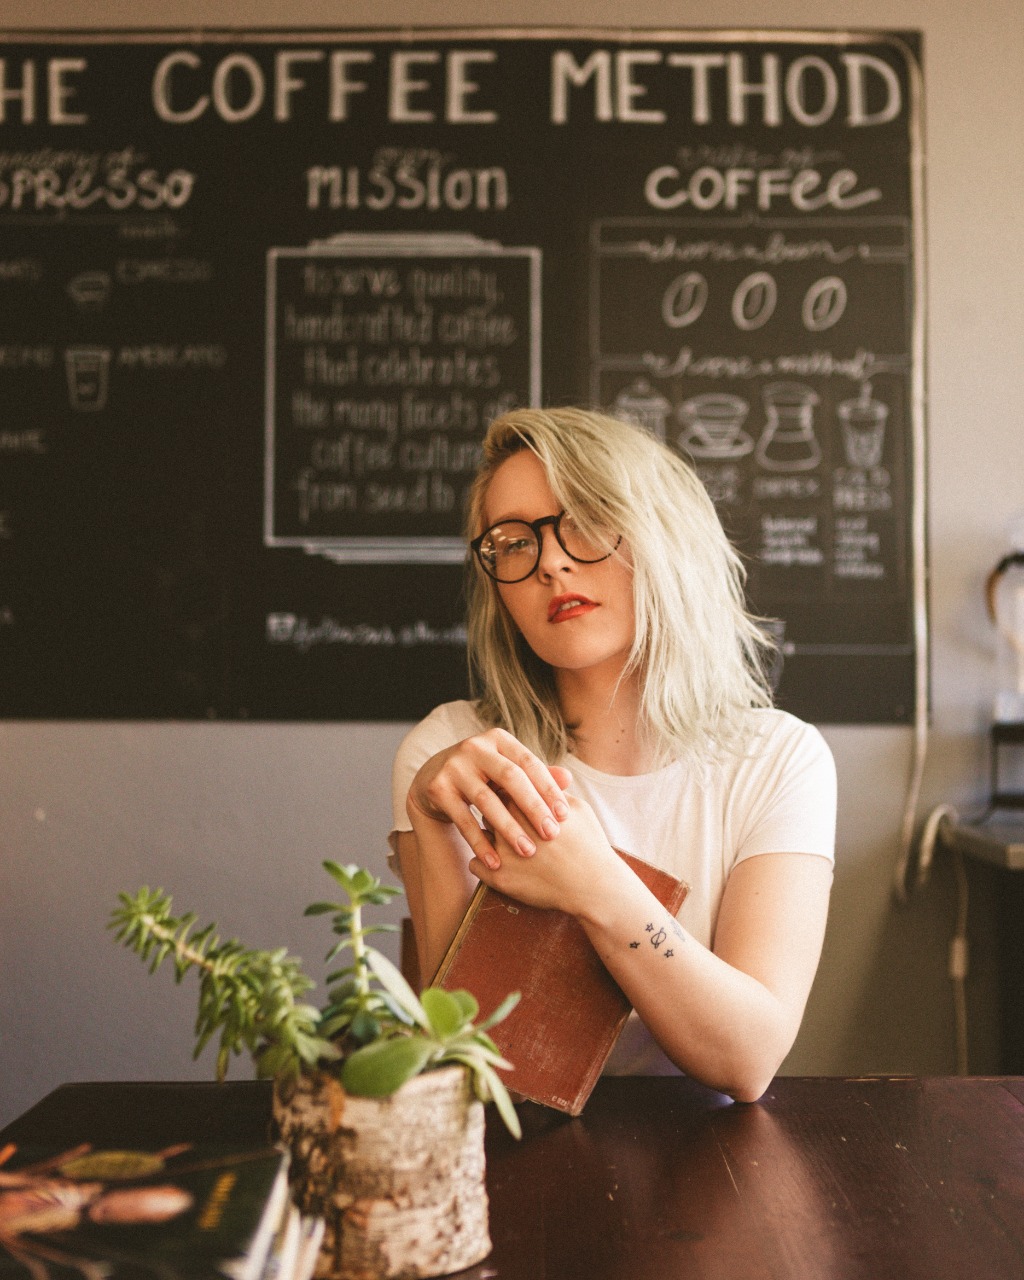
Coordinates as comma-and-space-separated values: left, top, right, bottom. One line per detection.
265, 233, 541, 564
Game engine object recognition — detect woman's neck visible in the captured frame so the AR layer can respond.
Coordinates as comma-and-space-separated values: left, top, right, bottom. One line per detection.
555, 666, 656, 775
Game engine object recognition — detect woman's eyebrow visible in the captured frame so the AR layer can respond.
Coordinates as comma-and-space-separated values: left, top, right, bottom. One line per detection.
486, 509, 550, 525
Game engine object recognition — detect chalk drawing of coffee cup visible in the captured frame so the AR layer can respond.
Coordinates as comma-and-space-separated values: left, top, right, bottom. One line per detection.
678, 393, 753, 458
838, 384, 888, 469
67, 271, 112, 311
65, 347, 111, 412
613, 378, 672, 441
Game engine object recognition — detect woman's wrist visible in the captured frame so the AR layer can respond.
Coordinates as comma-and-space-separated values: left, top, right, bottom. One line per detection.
564, 845, 637, 927
407, 790, 451, 826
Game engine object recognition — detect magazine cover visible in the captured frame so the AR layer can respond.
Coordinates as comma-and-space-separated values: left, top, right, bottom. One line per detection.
0, 1140, 290, 1280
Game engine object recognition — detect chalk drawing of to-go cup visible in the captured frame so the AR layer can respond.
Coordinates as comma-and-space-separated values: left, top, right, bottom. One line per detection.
838, 383, 888, 468
677, 393, 754, 459
755, 382, 821, 472
65, 346, 111, 412
612, 378, 673, 441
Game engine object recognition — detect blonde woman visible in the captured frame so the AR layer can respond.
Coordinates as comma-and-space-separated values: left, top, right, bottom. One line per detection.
389, 407, 835, 1102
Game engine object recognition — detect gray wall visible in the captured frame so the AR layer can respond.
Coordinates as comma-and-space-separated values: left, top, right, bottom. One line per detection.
2, 0, 1022, 1127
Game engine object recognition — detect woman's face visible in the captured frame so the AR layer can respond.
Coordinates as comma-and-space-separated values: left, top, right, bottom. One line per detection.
481, 450, 636, 682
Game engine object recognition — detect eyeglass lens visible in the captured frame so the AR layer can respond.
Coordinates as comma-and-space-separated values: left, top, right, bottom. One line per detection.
477, 514, 616, 582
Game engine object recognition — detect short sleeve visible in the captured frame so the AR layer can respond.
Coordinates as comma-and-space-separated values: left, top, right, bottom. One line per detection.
731, 715, 837, 867
387, 700, 484, 874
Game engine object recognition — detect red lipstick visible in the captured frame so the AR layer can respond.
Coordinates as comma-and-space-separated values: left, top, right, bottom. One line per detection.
548, 593, 598, 622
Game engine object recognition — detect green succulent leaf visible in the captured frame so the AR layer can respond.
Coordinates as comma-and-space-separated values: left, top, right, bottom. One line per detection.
477, 991, 521, 1031
481, 1066, 522, 1140
455, 1057, 521, 1140
349, 1009, 381, 1045
449, 989, 479, 1023
341, 1035, 436, 1096
366, 950, 429, 1029
420, 988, 468, 1039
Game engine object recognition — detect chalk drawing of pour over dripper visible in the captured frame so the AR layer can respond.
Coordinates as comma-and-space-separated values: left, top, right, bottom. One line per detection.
677, 393, 754, 459
755, 382, 821, 472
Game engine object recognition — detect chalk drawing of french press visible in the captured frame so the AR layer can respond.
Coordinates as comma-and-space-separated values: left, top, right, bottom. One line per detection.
754, 382, 821, 472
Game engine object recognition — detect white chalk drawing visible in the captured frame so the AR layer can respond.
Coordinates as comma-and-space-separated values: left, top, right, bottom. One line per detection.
802, 275, 847, 331
755, 382, 821, 472
612, 377, 672, 440
67, 270, 111, 311
64, 347, 111, 411
732, 271, 777, 331
661, 272, 708, 329
838, 382, 888, 467
678, 393, 754, 459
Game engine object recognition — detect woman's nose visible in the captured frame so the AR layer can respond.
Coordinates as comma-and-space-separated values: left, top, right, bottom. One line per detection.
535, 524, 573, 578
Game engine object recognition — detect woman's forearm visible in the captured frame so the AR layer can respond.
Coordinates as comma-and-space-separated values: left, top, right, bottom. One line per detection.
578, 882, 789, 1100
570, 853, 830, 1102
397, 815, 478, 983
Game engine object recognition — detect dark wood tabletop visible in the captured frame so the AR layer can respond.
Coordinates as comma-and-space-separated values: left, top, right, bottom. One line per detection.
3, 1075, 1023, 1280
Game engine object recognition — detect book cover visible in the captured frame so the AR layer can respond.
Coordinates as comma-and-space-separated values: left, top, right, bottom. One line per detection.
432, 851, 688, 1115
0, 1140, 290, 1280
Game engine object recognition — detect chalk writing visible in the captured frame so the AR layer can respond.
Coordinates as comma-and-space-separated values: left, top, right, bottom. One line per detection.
266, 234, 540, 560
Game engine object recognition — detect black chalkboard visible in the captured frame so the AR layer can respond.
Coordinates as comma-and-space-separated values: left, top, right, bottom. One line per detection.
0, 29, 924, 722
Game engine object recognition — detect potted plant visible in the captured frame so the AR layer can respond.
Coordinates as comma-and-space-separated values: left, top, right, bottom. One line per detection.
110, 862, 520, 1280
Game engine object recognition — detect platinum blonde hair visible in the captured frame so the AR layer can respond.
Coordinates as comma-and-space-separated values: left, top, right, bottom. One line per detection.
465, 407, 776, 768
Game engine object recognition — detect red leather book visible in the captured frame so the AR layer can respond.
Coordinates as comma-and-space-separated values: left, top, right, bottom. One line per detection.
432, 852, 688, 1116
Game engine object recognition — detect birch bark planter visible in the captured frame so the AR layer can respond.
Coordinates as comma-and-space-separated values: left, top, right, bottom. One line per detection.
272, 1065, 491, 1280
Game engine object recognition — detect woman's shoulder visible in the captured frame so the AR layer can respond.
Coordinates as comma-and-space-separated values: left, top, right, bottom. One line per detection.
748, 706, 828, 744
742, 707, 835, 776
395, 699, 487, 760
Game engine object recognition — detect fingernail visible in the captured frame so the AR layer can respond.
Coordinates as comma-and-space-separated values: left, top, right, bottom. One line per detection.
553, 800, 569, 821
541, 819, 559, 840
518, 835, 536, 857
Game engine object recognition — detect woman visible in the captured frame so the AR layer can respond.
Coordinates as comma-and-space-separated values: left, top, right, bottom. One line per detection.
389, 406, 835, 1103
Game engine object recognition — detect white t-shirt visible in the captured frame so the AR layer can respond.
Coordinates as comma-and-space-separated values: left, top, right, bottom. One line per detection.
389, 699, 836, 1075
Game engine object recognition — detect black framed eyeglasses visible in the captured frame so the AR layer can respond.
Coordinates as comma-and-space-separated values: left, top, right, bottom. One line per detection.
471, 511, 621, 584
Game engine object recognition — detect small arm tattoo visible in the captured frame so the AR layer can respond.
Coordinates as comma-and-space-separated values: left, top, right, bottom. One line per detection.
631, 916, 686, 954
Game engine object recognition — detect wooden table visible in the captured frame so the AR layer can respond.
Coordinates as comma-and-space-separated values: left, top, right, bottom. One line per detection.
3, 1076, 1023, 1279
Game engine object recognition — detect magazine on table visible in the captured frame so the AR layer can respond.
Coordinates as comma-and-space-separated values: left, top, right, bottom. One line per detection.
0, 1139, 320, 1280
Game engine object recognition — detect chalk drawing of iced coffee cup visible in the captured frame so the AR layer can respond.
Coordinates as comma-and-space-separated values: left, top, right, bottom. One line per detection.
677, 393, 753, 458
838, 383, 888, 468
755, 382, 821, 472
65, 346, 111, 411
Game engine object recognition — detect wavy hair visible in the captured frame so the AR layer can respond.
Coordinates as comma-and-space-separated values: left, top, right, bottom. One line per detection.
465, 407, 775, 767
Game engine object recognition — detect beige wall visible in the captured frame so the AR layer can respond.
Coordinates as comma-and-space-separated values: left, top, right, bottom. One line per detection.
2, 0, 1022, 1126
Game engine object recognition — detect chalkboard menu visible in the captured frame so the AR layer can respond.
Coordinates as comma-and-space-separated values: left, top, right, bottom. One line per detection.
0, 29, 924, 722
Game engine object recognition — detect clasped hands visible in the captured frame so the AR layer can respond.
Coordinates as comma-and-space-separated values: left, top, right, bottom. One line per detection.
407, 727, 622, 917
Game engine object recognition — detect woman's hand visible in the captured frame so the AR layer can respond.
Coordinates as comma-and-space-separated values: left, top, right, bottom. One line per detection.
470, 792, 626, 918
407, 728, 572, 870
